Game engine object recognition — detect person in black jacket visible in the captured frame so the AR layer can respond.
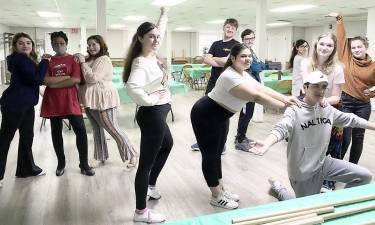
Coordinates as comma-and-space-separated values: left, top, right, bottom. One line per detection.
0, 33, 49, 188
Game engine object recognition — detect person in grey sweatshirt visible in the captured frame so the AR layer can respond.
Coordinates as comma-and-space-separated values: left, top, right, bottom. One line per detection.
250, 71, 373, 200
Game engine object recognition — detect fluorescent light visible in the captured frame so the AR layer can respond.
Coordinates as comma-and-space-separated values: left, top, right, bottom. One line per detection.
266, 22, 291, 27
270, 4, 316, 13
48, 22, 63, 27
151, 0, 187, 6
175, 26, 192, 31
206, 19, 225, 24
37, 11, 61, 18
123, 16, 146, 21
110, 24, 126, 29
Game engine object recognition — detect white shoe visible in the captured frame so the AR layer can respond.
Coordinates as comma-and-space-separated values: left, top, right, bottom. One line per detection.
0, 180, 3, 188
36, 170, 46, 176
223, 190, 240, 202
133, 209, 166, 223
268, 177, 285, 193
210, 192, 239, 209
147, 186, 161, 200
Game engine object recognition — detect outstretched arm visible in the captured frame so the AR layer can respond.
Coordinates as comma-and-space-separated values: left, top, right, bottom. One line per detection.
250, 134, 279, 155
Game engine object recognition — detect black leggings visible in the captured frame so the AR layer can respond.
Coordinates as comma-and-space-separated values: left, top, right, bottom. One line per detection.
135, 104, 173, 210
191, 96, 234, 187
50, 115, 89, 169
0, 107, 42, 180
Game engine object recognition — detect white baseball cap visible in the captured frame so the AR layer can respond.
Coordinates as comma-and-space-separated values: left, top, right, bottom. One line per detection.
303, 71, 328, 85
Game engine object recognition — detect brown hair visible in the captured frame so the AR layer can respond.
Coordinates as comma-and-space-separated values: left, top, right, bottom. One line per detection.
350, 36, 369, 48
86, 35, 109, 61
224, 18, 239, 29
11, 32, 38, 63
123, 21, 157, 83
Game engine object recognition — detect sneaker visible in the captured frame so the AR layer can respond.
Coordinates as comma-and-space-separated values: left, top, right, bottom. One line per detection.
133, 208, 166, 223
223, 190, 240, 202
210, 192, 239, 209
268, 177, 286, 193
321, 180, 335, 193
235, 137, 255, 152
36, 170, 46, 176
147, 186, 161, 200
191, 143, 200, 151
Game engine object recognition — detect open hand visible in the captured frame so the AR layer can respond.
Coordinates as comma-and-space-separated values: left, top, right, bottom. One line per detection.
284, 96, 302, 108
248, 141, 269, 156
73, 53, 85, 64
160, 6, 168, 15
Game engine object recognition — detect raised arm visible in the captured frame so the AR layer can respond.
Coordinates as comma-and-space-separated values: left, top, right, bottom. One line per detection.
156, 7, 168, 43
327, 12, 349, 60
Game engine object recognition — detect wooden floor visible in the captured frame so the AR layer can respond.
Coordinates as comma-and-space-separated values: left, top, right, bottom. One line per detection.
0, 89, 374, 225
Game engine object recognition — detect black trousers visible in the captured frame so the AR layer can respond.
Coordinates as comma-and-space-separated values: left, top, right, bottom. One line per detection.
0, 107, 42, 180
135, 104, 173, 210
236, 101, 255, 142
191, 96, 234, 187
49, 115, 89, 169
340, 92, 372, 164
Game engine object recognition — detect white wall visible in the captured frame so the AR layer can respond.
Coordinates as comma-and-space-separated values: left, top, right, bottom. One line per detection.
266, 26, 293, 69
0, 23, 11, 60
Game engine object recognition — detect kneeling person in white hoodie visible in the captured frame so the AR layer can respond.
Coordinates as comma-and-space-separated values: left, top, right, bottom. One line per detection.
250, 71, 373, 200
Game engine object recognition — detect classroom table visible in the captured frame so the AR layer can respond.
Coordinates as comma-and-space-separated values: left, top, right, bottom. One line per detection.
260, 70, 292, 94
165, 183, 375, 225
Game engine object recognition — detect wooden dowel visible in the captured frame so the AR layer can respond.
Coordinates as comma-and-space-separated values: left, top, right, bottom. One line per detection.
321, 203, 375, 220
281, 216, 324, 225
232, 194, 375, 224
262, 213, 318, 225
233, 206, 333, 225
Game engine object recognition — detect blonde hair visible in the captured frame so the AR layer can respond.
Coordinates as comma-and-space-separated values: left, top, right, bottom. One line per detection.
310, 32, 339, 75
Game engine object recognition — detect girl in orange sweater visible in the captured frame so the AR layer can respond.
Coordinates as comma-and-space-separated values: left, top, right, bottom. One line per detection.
328, 12, 375, 164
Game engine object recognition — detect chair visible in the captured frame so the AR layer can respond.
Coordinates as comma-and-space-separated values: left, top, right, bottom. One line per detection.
181, 64, 193, 85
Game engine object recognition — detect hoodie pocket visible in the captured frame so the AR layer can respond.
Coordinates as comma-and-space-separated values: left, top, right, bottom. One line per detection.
299, 143, 328, 175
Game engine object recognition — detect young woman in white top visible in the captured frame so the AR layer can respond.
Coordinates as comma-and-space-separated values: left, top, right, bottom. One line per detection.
301, 33, 345, 106
288, 39, 309, 97
74, 35, 137, 167
190, 43, 300, 209
123, 7, 170, 223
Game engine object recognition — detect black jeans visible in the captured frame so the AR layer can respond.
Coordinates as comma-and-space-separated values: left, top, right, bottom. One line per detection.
0, 107, 42, 180
135, 104, 173, 210
236, 101, 255, 142
191, 96, 234, 187
50, 115, 89, 169
340, 92, 371, 164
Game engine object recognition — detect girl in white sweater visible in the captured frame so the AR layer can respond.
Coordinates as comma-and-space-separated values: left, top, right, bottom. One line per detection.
123, 7, 170, 223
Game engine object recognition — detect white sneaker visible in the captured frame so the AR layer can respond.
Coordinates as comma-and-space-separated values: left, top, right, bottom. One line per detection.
147, 186, 161, 200
210, 193, 239, 209
133, 209, 166, 223
36, 170, 46, 176
0, 180, 3, 188
223, 190, 240, 202
268, 177, 285, 193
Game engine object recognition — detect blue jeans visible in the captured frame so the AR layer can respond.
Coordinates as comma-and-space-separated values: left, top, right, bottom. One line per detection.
340, 92, 371, 164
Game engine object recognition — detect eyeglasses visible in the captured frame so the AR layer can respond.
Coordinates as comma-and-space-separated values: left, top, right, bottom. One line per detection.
243, 37, 255, 41
299, 44, 309, 48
